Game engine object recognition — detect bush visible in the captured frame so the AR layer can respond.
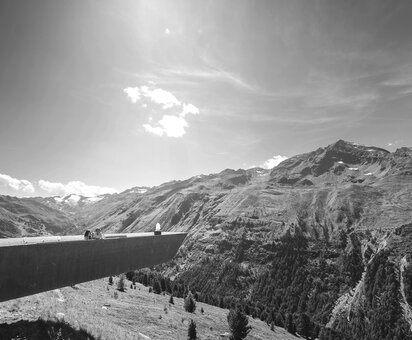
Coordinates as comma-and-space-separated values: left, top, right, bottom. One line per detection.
227, 307, 251, 340
188, 319, 197, 340
108, 276, 113, 285
169, 295, 175, 305
184, 293, 196, 313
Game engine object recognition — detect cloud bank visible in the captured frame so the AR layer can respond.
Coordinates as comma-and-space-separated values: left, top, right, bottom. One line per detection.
124, 85, 200, 138
38, 180, 117, 197
0, 173, 35, 194
261, 155, 288, 169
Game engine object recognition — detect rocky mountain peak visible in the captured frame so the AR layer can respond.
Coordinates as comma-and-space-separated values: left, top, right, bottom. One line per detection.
269, 140, 392, 186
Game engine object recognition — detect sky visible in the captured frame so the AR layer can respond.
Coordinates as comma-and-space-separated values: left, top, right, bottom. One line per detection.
0, 0, 412, 197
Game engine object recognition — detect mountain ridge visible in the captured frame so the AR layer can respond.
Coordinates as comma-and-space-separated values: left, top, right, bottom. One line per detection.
0, 140, 410, 238
1, 139, 412, 339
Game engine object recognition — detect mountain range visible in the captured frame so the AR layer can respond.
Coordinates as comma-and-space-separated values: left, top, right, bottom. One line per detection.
1, 140, 412, 339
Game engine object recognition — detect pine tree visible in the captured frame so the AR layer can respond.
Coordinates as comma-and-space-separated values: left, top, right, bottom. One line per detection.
142, 273, 148, 286
227, 307, 252, 340
187, 319, 197, 340
184, 292, 197, 313
297, 313, 311, 339
160, 277, 166, 292
117, 274, 125, 292
285, 313, 295, 335
153, 279, 162, 294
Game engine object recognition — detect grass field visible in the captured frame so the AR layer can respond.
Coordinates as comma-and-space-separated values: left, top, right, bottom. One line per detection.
0, 277, 299, 339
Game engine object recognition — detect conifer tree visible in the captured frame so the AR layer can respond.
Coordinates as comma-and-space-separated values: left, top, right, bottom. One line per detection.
227, 307, 252, 340
153, 279, 162, 294
117, 274, 125, 292
188, 319, 197, 340
184, 292, 196, 313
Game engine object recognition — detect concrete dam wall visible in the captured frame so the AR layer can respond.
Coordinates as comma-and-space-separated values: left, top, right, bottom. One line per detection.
0, 232, 186, 303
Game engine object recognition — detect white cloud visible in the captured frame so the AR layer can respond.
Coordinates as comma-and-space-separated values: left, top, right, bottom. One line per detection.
261, 155, 288, 169
144, 88, 181, 109
181, 103, 200, 117
124, 84, 200, 138
124, 85, 181, 109
38, 180, 117, 197
143, 124, 164, 136
159, 115, 188, 137
123, 87, 141, 103
143, 115, 188, 138
0, 173, 35, 193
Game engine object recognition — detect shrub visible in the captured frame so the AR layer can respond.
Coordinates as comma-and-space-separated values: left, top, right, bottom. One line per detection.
184, 293, 196, 313
169, 295, 175, 305
227, 307, 251, 340
201, 307, 204, 314
108, 276, 113, 285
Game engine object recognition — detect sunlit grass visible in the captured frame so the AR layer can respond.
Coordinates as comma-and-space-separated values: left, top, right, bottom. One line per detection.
0, 277, 298, 339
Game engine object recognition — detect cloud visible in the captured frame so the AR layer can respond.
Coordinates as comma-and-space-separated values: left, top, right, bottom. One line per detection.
379, 64, 412, 99
0, 173, 35, 193
123, 87, 141, 103
181, 103, 200, 117
141, 86, 181, 109
143, 124, 164, 136
144, 115, 188, 137
381, 64, 412, 87
124, 84, 200, 137
304, 92, 378, 110
159, 115, 188, 137
38, 180, 117, 197
158, 67, 264, 94
261, 155, 288, 169
124, 85, 181, 109
387, 140, 402, 147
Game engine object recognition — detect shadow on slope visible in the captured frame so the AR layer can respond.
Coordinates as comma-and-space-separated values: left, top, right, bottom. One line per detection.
0, 319, 94, 340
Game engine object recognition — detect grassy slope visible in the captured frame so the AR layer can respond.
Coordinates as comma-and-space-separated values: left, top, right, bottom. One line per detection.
0, 278, 298, 340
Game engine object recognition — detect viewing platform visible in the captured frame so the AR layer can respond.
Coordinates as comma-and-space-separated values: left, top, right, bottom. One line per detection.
0, 232, 187, 303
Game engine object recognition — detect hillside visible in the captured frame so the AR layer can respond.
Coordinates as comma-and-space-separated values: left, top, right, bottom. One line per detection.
0, 277, 297, 340
0, 195, 77, 238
